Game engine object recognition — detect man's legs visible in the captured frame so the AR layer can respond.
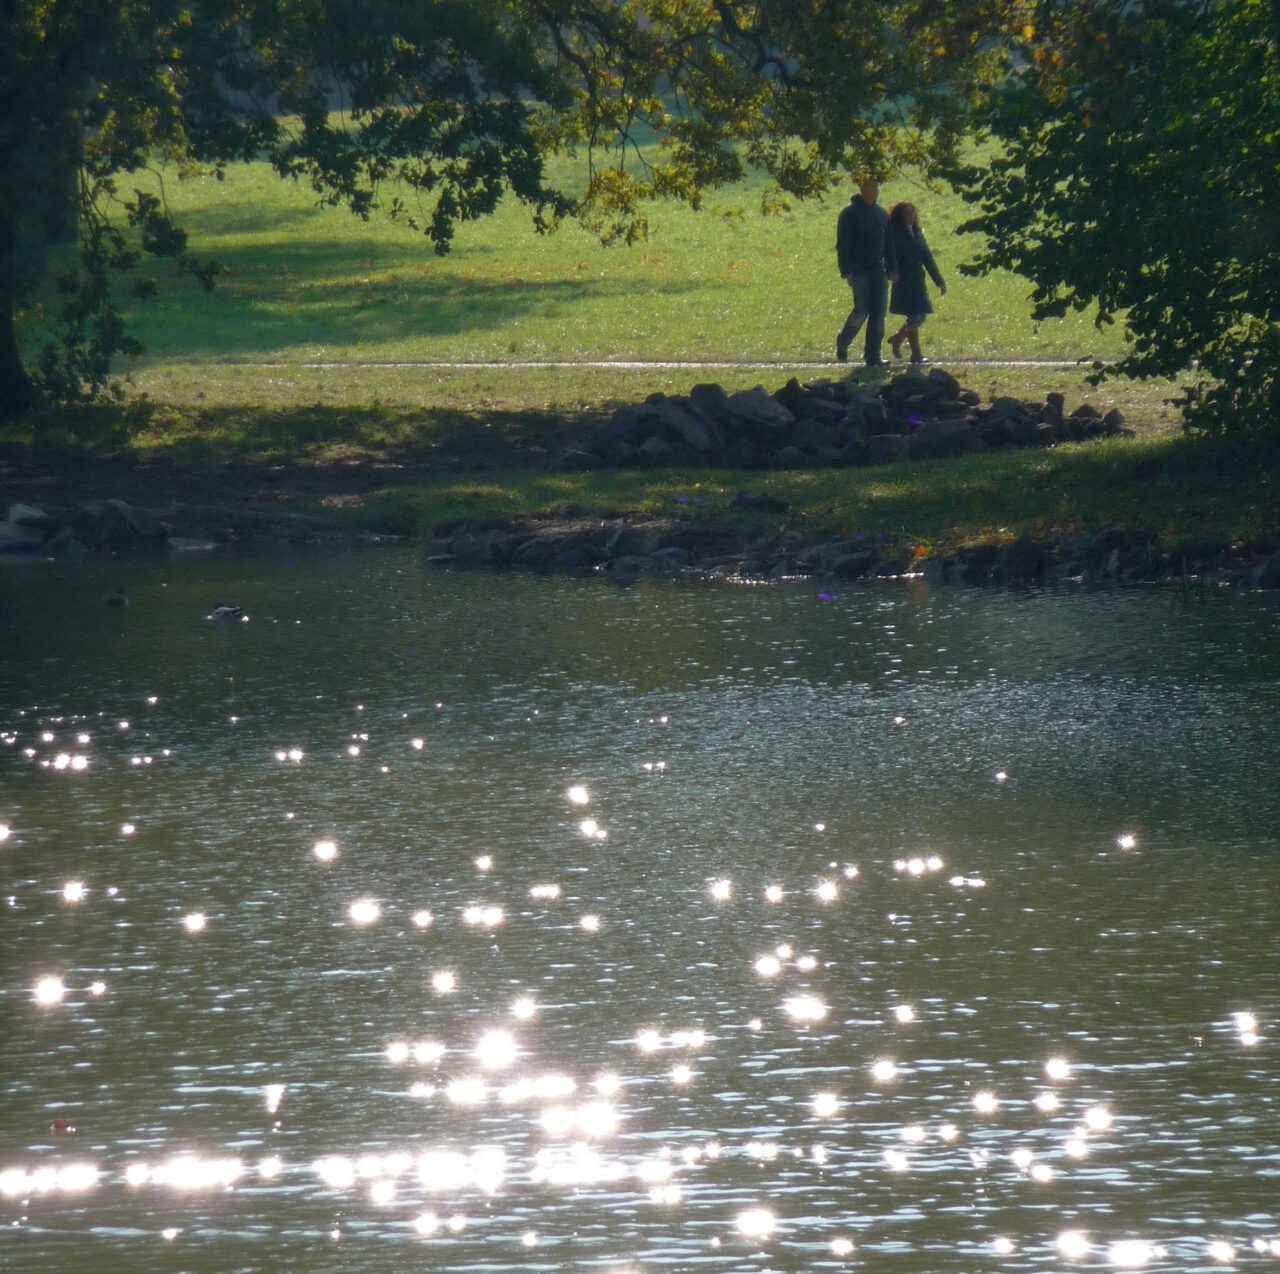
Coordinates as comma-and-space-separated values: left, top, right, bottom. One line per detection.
836, 277, 866, 362
859, 268, 889, 365
838, 268, 888, 364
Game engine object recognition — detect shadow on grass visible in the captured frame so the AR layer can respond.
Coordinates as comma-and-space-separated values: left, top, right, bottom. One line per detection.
122, 235, 717, 361
5, 409, 1272, 549
132, 403, 597, 473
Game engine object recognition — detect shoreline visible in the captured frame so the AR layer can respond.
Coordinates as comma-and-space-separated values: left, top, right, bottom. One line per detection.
4, 488, 1279, 591
3, 366, 1278, 590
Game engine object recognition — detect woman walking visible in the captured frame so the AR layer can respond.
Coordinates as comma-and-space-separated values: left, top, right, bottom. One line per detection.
886, 202, 946, 364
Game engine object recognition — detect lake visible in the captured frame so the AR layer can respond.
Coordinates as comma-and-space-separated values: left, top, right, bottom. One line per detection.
2, 551, 1277, 1272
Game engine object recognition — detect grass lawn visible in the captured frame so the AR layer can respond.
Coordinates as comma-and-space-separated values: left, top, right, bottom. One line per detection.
6, 147, 1276, 559
113, 149, 1127, 369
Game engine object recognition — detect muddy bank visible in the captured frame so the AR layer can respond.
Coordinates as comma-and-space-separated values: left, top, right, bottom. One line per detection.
5, 490, 1278, 590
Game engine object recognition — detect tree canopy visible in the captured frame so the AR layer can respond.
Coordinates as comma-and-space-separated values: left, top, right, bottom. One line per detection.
11, 0, 1277, 438
953, 0, 1280, 438
1, 0, 1018, 418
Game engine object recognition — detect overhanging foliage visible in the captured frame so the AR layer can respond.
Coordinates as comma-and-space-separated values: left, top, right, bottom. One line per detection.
1, 0, 1022, 419
952, 0, 1280, 438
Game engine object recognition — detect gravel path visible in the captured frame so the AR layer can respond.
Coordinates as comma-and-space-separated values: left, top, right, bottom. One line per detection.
238, 358, 1099, 371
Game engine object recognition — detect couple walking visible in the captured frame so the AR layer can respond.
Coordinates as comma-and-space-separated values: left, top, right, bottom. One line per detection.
835, 176, 946, 368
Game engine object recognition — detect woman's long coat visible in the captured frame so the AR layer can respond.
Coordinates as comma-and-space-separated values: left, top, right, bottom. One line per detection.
889, 223, 945, 317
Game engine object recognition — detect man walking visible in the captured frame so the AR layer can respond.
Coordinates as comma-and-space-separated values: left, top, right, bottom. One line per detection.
835, 176, 899, 366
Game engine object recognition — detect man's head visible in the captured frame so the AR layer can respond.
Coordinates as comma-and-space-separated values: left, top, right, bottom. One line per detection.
857, 177, 881, 205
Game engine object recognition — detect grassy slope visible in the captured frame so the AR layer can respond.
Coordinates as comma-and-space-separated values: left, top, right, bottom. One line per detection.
117, 152, 1126, 367
7, 151, 1275, 555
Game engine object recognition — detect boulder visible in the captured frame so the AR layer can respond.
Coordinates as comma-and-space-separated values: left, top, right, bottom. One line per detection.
870, 557, 909, 577
772, 377, 811, 416
689, 382, 731, 418
652, 546, 693, 568
604, 526, 649, 557
1002, 414, 1042, 447
826, 550, 877, 578
451, 530, 510, 567
599, 402, 658, 446
610, 554, 658, 576
927, 367, 963, 397
839, 437, 870, 465
909, 419, 980, 460
723, 387, 795, 437
725, 438, 769, 468
917, 397, 972, 421
42, 528, 91, 561
655, 397, 719, 451
791, 417, 840, 452
8, 502, 58, 529
800, 540, 861, 565
512, 536, 560, 567
638, 436, 676, 465
551, 536, 609, 571
68, 498, 167, 550
772, 445, 809, 468
806, 379, 841, 402
993, 537, 1047, 582
0, 521, 46, 552
803, 398, 850, 427
990, 396, 1031, 420
867, 435, 911, 466
1248, 555, 1280, 589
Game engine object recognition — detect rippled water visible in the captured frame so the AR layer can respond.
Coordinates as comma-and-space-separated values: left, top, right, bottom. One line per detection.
2, 553, 1278, 1272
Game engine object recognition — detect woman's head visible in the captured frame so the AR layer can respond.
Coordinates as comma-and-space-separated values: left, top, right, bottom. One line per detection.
889, 201, 919, 228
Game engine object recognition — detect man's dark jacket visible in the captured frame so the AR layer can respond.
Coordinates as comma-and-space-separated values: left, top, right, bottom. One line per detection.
836, 197, 898, 276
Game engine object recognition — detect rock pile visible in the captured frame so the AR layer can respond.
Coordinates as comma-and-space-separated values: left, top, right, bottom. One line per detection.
1, 498, 170, 558
423, 520, 1280, 590
564, 366, 1131, 471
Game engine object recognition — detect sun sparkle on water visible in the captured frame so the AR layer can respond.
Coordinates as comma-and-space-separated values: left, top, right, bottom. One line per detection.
32, 976, 65, 1006
5, 702, 1273, 1272
347, 898, 380, 926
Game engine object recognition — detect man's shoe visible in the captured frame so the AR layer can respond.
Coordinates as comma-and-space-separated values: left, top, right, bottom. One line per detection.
865, 357, 888, 367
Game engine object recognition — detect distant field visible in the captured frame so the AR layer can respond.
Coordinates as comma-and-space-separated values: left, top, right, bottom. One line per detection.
118, 149, 1128, 373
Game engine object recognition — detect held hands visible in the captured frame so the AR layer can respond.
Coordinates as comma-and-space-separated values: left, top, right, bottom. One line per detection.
889, 273, 900, 284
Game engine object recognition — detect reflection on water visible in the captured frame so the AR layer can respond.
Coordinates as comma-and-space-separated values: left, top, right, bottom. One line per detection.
2, 552, 1279, 1272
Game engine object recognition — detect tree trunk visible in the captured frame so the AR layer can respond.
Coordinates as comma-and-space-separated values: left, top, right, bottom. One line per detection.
0, 202, 35, 420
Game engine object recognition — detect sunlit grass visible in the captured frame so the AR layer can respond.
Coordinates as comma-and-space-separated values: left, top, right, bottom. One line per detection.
113, 145, 1125, 369
286, 432, 1273, 556
13, 142, 1273, 560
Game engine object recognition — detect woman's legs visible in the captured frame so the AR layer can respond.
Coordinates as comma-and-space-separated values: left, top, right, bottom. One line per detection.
906, 313, 928, 363
891, 313, 928, 361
